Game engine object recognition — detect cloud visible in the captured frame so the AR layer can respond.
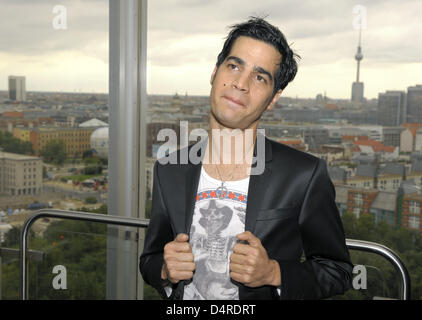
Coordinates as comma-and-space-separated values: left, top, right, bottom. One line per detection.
0, 0, 108, 59
146, 0, 422, 65
0, 0, 421, 97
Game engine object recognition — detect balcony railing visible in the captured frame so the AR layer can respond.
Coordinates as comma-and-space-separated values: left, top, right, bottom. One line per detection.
19, 209, 411, 300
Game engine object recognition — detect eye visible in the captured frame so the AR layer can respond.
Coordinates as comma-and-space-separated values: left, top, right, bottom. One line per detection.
256, 75, 266, 83
227, 63, 238, 70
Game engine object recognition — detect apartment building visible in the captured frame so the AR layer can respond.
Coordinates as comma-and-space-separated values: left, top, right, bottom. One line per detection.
0, 152, 43, 196
401, 195, 422, 232
13, 127, 95, 158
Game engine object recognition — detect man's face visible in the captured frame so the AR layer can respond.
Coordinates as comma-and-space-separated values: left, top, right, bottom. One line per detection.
210, 36, 283, 130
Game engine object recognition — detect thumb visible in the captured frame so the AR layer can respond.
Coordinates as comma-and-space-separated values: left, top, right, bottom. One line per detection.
175, 233, 189, 242
237, 231, 261, 248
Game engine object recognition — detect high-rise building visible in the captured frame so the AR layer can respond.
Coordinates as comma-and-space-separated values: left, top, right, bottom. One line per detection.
351, 27, 364, 103
8, 75, 26, 102
378, 90, 406, 126
406, 85, 422, 123
382, 126, 404, 147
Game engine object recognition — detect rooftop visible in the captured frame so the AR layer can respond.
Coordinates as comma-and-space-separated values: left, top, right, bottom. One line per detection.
371, 191, 397, 211
79, 118, 108, 127
0, 152, 40, 161
352, 139, 396, 153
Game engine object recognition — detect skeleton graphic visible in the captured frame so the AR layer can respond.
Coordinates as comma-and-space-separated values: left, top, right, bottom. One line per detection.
189, 199, 239, 299
198, 199, 236, 273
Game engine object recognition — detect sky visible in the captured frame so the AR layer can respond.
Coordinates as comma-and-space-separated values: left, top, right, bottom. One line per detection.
0, 0, 421, 99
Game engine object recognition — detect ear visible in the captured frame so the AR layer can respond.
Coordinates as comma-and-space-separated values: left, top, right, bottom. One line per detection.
210, 65, 218, 85
267, 89, 283, 111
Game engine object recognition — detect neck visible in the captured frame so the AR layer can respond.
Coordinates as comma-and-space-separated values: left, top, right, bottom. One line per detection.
206, 116, 257, 167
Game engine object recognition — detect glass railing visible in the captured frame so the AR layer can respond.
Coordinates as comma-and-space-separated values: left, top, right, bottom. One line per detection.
21, 220, 141, 299
334, 239, 410, 300
19, 209, 148, 300
0, 209, 412, 300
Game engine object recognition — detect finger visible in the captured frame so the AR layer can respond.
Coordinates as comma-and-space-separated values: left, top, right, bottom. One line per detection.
178, 271, 194, 281
236, 231, 261, 248
175, 233, 189, 242
229, 262, 252, 274
167, 261, 196, 272
229, 271, 242, 283
230, 271, 250, 285
168, 241, 192, 253
166, 252, 194, 262
230, 271, 258, 287
168, 271, 194, 282
230, 253, 247, 265
232, 243, 252, 255
178, 252, 195, 262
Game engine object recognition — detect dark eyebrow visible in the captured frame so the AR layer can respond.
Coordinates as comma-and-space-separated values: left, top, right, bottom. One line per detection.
226, 56, 245, 66
254, 66, 273, 83
226, 56, 273, 82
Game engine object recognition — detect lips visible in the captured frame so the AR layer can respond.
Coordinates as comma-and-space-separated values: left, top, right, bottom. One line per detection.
223, 96, 246, 108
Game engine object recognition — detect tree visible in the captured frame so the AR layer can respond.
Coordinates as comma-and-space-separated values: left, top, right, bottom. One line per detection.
3, 226, 35, 248
39, 139, 66, 166
82, 150, 93, 159
82, 166, 102, 175
84, 197, 98, 204
340, 211, 422, 300
0, 131, 34, 155
83, 156, 100, 166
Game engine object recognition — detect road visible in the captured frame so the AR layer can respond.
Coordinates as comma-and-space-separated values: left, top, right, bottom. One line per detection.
43, 182, 107, 204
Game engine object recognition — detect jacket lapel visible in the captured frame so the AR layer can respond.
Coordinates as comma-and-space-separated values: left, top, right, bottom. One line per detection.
184, 138, 207, 234
184, 162, 202, 234
245, 136, 272, 233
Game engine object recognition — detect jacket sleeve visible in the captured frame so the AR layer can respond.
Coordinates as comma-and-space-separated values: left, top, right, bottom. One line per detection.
139, 161, 174, 299
275, 158, 353, 299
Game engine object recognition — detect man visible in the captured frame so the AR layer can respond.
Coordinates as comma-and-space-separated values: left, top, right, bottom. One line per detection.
140, 17, 353, 300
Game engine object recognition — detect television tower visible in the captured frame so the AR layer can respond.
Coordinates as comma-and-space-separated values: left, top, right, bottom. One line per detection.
351, 25, 364, 103
355, 26, 363, 83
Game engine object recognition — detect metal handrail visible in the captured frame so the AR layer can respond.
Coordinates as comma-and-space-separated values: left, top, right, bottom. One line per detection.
346, 239, 411, 300
20, 209, 411, 300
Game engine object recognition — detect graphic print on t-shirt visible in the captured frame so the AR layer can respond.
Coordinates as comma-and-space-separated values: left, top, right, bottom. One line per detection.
184, 168, 249, 300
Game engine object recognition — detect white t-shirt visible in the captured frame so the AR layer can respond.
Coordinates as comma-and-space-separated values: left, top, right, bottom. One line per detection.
183, 166, 250, 300
163, 165, 281, 299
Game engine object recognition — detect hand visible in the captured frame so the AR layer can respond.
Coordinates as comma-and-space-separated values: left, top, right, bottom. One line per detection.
229, 231, 281, 287
161, 233, 196, 284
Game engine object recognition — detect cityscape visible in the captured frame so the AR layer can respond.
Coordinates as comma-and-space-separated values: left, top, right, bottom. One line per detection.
2, 74, 422, 237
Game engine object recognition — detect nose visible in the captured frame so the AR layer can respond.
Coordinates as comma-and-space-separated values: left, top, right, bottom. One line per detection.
232, 72, 249, 92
